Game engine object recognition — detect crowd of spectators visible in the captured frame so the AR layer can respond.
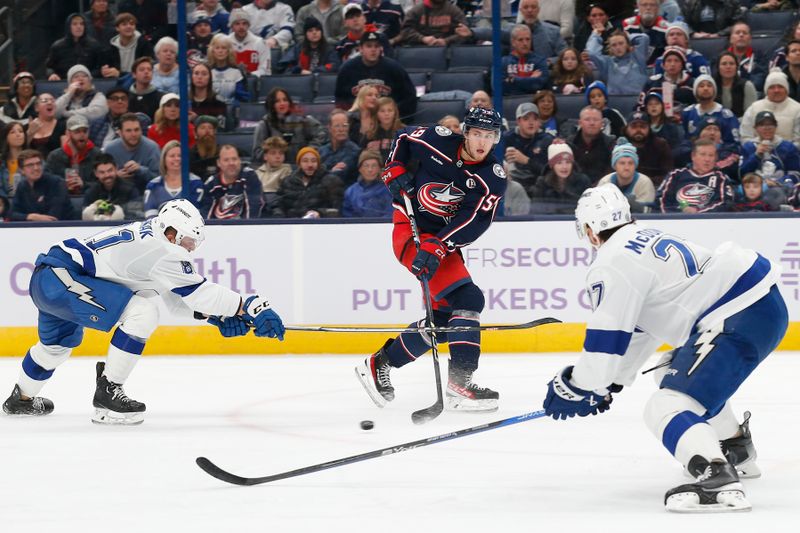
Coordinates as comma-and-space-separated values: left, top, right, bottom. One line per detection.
3, 0, 800, 223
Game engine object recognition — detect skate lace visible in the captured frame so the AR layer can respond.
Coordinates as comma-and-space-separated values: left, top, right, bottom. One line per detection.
376, 363, 392, 388
110, 384, 135, 404
465, 379, 487, 392
696, 465, 713, 482
31, 397, 46, 410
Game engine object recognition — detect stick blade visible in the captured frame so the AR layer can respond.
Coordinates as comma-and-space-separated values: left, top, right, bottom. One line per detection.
411, 402, 444, 425
196, 456, 262, 486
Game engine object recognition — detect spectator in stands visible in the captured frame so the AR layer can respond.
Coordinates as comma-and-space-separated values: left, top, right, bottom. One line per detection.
272, 146, 344, 218
501, 25, 550, 96
362, 0, 405, 43
189, 63, 228, 126
0, 73, 37, 126
104, 113, 161, 192
335, 31, 417, 119
207, 34, 251, 106
676, 116, 740, 182
103, 13, 155, 79
573, 2, 616, 53
296, 0, 346, 44
256, 136, 293, 215
187, 16, 215, 67
90, 86, 142, 149
118, 0, 168, 42
741, 71, 800, 147
532, 91, 561, 138
502, 103, 553, 193
587, 29, 650, 95
653, 19, 710, 79
659, 139, 732, 213
682, 0, 742, 39
54, 65, 109, 123
363, 96, 404, 160
228, 8, 272, 76
713, 51, 757, 119
789, 181, 800, 209
190, 0, 230, 33
252, 88, 328, 162
731, 173, 772, 212
642, 92, 683, 154
529, 140, 591, 214
26, 95, 66, 160
337, 4, 392, 62
202, 145, 264, 219
147, 93, 197, 149
82, 153, 144, 221
281, 16, 341, 74
598, 137, 656, 209
83, 0, 116, 46
639, 47, 696, 113
568, 106, 615, 184
342, 149, 393, 218
10, 149, 75, 221
144, 141, 205, 218
348, 85, 380, 145
190, 116, 222, 181
727, 22, 767, 92
624, 109, 673, 187
586, 80, 626, 138
438, 115, 462, 135
682, 75, 740, 144
46, 13, 106, 80
622, 0, 668, 65
503, 171, 533, 216
740, 110, 800, 193
769, 19, 800, 71
243, 0, 296, 51
781, 40, 800, 103
551, 48, 593, 95
515, 0, 566, 62
538, 0, 575, 41
128, 57, 165, 120
468, 90, 509, 132
320, 110, 362, 185
660, 0, 683, 21
0, 122, 26, 196
152, 37, 180, 94
397, 0, 473, 47
46, 115, 101, 193
0, 187, 9, 221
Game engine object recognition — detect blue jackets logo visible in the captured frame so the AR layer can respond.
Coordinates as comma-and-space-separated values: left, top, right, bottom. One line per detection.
418, 182, 465, 218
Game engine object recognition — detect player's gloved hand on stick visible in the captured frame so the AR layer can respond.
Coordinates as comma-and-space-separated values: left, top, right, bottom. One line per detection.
243, 295, 285, 340
543, 366, 619, 420
411, 237, 447, 280
381, 161, 414, 200
208, 315, 250, 338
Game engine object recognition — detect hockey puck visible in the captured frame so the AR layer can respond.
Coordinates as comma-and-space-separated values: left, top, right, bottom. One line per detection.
360, 420, 374, 431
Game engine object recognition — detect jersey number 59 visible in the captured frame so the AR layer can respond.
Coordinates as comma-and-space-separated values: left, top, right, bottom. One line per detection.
480, 194, 501, 212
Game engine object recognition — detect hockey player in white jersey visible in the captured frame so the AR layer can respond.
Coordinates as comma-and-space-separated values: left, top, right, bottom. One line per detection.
542, 184, 788, 513
2, 199, 285, 425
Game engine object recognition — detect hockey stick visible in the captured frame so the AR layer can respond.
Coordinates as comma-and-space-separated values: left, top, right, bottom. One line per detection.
195, 409, 547, 486
284, 317, 561, 334
403, 193, 444, 425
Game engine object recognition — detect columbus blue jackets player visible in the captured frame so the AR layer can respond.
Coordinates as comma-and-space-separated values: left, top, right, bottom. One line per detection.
542, 184, 787, 513
356, 107, 507, 412
2, 200, 285, 425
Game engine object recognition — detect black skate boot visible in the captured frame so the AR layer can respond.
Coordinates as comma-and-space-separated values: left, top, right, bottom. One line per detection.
355, 339, 395, 408
92, 362, 146, 425
665, 456, 751, 513
720, 411, 761, 478
2, 384, 54, 416
446, 367, 499, 412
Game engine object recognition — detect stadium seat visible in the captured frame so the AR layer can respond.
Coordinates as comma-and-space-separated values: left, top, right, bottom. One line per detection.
93, 78, 120, 94
449, 45, 494, 70
296, 101, 336, 123
238, 102, 266, 129
409, 71, 430, 95
315, 73, 338, 101
501, 95, 531, 121
395, 46, 448, 71
430, 70, 486, 94
35, 79, 67, 96
554, 94, 585, 122
413, 99, 467, 125
689, 37, 727, 62
270, 48, 284, 74
246, 76, 258, 102
744, 11, 798, 34
217, 132, 254, 159
608, 94, 639, 114
751, 34, 783, 59
259, 74, 315, 102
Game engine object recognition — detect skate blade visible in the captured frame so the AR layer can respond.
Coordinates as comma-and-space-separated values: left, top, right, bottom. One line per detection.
666, 488, 751, 513
91, 408, 144, 426
354, 366, 388, 408
445, 395, 498, 413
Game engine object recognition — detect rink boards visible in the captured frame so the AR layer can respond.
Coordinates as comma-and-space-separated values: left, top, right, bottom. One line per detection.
1, 215, 799, 355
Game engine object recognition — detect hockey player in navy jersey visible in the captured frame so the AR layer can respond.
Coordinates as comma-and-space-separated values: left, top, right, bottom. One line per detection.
2, 200, 285, 424
542, 183, 787, 512
356, 107, 507, 412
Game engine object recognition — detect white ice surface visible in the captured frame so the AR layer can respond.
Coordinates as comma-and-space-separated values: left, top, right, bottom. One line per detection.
1, 353, 798, 532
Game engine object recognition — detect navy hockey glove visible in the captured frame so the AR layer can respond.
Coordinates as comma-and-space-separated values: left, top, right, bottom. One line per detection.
208, 315, 250, 338
411, 237, 447, 280
381, 161, 414, 200
543, 366, 614, 420
243, 295, 285, 340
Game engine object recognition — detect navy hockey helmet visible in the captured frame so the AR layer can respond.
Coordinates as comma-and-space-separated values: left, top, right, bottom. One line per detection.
462, 106, 503, 144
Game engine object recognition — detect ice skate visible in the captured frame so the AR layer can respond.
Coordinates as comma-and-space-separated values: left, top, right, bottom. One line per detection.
721, 411, 761, 478
665, 456, 751, 513
92, 362, 146, 425
2, 384, 54, 416
355, 339, 395, 408
445, 368, 499, 412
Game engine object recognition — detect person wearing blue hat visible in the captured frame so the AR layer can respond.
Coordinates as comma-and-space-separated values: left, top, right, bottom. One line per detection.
597, 137, 656, 209
739, 110, 800, 200
643, 91, 684, 153
586, 80, 626, 137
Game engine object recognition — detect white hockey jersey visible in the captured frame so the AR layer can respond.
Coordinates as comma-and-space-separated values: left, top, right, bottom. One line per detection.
54, 219, 241, 319
231, 31, 271, 76
571, 223, 779, 391
242, 2, 295, 50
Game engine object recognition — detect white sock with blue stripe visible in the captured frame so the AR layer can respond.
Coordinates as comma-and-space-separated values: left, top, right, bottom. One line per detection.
17, 343, 71, 398
104, 328, 145, 384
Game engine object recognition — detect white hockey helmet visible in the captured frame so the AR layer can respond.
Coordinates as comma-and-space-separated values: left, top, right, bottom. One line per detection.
154, 199, 205, 252
574, 183, 631, 241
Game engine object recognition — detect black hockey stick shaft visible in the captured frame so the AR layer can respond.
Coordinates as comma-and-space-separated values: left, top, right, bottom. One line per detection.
195, 409, 547, 486
283, 316, 560, 334
403, 193, 444, 425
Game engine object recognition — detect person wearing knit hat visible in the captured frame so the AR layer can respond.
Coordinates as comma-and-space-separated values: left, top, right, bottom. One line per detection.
53, 63, 108, 123
653, 18, 710, 80
639, 45, 696, 116
228, 6, 271, 75
342, 149, 393, 218
190, 0, 231, 34
547, 140, 573, 167
586, 80, 626, 138
681, 73, 740, 145
597, 137, 656, 209
529, 139, 590, 212
740, 69, 800, 144
295, 146, 321, 166
273, 145, 344, 218
0, 73, 37, 125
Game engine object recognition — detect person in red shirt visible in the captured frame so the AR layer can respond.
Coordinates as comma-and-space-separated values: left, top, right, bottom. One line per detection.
147, 93, 196, 149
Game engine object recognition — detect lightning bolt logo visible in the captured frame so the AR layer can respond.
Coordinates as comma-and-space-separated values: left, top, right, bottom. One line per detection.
52, 268, 107, 311
688, 323, 722, 376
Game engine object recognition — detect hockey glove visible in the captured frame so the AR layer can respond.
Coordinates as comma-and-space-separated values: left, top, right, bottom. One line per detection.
381, 161, 414, 200
208, 315, 250, 338
411, 237, 447, 280
543, 366, 616, 420
243, 295, 286, 340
